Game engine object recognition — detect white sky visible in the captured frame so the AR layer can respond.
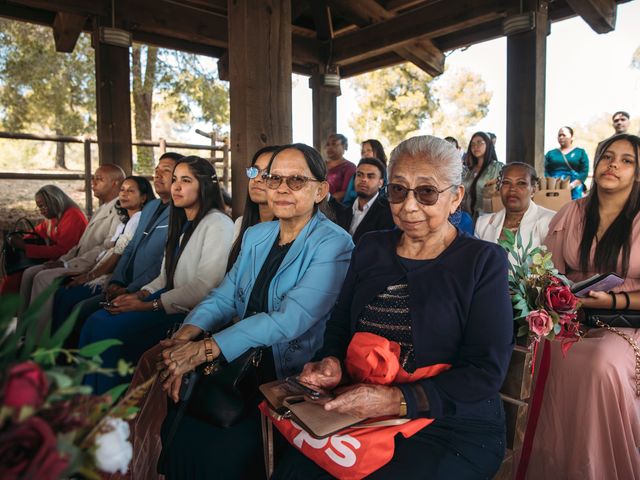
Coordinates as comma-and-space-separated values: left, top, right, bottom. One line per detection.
291, 1, 640, 162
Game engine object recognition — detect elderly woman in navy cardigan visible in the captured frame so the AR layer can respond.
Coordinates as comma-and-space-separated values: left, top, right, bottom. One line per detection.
274, 135, 514, 479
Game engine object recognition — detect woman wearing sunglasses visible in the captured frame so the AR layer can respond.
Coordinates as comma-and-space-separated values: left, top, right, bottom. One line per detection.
157, 144, 354, 478
274, 136, 513, 479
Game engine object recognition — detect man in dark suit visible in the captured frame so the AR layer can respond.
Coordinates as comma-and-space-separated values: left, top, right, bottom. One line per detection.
336, 157, 394, 245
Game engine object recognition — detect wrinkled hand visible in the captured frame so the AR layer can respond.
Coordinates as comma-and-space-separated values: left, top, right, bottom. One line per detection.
299, 357, 343, 391
105, 292, 149, 314
159, 338, 218, 402
67, 273, 91, 287
324, 384, 404, 418
105, 283, 127, 300
44, 260, 64, 269
580, 290, 615, 309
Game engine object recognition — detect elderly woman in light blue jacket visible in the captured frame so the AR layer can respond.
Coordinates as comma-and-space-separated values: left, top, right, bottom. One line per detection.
157, 143, 354, 479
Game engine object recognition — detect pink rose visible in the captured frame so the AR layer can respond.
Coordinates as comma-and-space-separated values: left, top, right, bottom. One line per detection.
544, 285, 578, 312
2, 361, 48, 409
527, 310, 554, 337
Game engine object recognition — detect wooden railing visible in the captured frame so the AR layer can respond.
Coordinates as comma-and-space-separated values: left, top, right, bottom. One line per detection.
0, 131, 229, 216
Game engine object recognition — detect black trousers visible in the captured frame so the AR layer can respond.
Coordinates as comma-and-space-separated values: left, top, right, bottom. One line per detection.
273, 398, 506, 480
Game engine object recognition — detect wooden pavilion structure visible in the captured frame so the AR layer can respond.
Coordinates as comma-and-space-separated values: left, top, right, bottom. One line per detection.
0, 0, 631, 216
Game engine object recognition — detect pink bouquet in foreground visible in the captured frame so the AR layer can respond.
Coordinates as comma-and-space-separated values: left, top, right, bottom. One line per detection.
499, 229, 581, 353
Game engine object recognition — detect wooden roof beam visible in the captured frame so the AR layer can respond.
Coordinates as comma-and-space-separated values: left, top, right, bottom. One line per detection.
340, 51, 406, 78
327, 0, 444, 76
7, 0, 109, 17
52, 11, 87, 52
565, 0, 617, 33
331, 0, 511, 65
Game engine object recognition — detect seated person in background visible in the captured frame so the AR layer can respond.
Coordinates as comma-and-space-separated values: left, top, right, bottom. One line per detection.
79, 156, 234, 394
335, 157, 394, 245
527, 133, 640, 480
1, 185, 88, 294
462, 131, 503, 220
232, 145, 279, 242
325, 133, 356, 202
17, 164, 124, 315
49, 154, 181, 343
342, 139, 388, 206
156, 144, 354, 479
475, 162, 555, 254
273, 135, 513, 480
50, 176, 154, 333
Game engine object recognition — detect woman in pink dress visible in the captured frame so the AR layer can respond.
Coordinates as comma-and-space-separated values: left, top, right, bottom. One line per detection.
527, 133, 640, 479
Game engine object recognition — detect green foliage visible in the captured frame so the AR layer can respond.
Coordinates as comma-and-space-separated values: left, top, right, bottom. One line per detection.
347, 64, 491, 148
0, 20, 95, 135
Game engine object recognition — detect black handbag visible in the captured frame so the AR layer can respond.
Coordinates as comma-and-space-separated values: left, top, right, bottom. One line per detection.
2, 218, 47, 275
583, 309, 640, 328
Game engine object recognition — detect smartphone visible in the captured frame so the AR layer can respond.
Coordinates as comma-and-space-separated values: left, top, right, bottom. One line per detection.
285, 376, 333, 400
99, 301, 113, 308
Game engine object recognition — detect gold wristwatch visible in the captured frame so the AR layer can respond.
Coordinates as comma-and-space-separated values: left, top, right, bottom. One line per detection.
399, 399, 407, 417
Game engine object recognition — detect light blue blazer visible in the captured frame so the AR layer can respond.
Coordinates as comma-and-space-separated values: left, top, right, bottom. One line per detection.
185, 211, 354, 378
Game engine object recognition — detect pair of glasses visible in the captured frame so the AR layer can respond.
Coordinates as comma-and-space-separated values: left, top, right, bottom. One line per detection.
246, 166, 268, 179
264, 174, 322, 191
386, 183, 454, 206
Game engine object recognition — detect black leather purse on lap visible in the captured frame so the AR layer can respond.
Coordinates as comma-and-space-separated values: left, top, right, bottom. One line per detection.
583, 309, 640, 328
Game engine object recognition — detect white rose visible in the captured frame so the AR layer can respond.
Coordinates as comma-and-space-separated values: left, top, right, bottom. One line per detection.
93, 417, 133, 474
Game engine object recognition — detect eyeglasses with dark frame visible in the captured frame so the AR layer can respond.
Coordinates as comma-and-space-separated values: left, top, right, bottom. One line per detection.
386, 183, 455, 206
264, 174, 323, 191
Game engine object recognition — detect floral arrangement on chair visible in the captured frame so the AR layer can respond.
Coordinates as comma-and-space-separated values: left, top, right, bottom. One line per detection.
0, 283, 153, 479
499, 229, 581, 354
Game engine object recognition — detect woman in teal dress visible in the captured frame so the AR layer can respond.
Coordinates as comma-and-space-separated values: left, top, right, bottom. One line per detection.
544, 126, 590, 199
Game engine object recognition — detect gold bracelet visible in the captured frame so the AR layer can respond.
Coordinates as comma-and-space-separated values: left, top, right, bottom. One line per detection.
203, 337, 215, 363
399, 398, 407, 417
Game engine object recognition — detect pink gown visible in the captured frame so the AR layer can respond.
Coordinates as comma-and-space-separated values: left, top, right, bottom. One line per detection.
526, 199, 640, 479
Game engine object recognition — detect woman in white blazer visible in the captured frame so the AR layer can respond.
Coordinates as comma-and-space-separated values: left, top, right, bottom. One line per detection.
475, 162, 556, 255
80, 156, 234, 394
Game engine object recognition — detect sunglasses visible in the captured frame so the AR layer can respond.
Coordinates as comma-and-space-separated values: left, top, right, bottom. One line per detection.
264, 174, 322, 191
245, 166, 268, 179
386, 183, 454, 206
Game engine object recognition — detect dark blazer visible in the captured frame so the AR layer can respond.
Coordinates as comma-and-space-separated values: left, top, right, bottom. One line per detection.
317, 229, 514, 420
335, 194, 395, 245
110, 199, 170, 292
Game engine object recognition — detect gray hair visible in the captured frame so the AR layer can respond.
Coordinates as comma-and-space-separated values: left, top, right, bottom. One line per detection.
35, 185, 81, 220
389, 135, 463, 186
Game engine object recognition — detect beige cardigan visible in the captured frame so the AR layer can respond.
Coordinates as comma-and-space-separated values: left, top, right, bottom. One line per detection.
62, 198, 122, 271
144, 209, 234, 314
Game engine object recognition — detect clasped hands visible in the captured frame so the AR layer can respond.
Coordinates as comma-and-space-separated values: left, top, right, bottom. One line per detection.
157, 325, 221, 403
102, 289, 151, 314
299, 357, 404, 418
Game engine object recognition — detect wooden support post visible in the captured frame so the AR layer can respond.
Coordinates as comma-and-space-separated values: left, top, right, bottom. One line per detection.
310, 66, 340, 153
93, 28, 133, 175
83, 137, 93, 217
506, 2, 548, 173
228, 0, 292, 218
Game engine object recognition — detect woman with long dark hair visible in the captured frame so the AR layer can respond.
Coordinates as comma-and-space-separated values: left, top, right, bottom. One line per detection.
50, 176, 154, 332
462, 131, 503, 219
156, 143, 354, 479
79, 157, 234, 394
228, 145, 279, 268
527, 134, 640, 479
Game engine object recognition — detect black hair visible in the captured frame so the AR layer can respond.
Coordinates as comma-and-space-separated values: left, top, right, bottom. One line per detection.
560, 126, 574, 137
361, 139, 387, 165
227, 145, 280, 270
164, 156, 227, 289
159, 151, 184, 162
612, 111, 630, 121
487, 132, 496, 142
497, 162, 540, 190
330, 133, 348, 150
266, 143, 333, 219
465, 131, 499, 214
444, 136, 459, 149
579, 133, 640, 277
357, 157, 386, 179
114, 176, 156, 223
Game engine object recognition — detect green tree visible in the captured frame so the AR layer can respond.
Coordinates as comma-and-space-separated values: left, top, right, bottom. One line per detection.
348, 64, 491, 149
0, 20, 95, 169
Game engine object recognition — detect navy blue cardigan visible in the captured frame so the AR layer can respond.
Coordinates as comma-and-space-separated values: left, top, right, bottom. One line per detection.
317, 229, 514, 420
